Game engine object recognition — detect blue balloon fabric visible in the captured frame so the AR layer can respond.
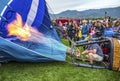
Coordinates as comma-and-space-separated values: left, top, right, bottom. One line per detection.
0, 0, 67, 62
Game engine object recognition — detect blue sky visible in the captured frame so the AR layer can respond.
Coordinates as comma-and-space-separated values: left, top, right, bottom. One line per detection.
46, 0, 120, 14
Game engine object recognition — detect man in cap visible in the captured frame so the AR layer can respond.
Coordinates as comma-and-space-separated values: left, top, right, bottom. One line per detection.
81, 38, 104, 65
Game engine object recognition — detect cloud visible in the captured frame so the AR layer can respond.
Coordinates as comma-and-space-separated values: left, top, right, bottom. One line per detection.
46, 0, 120, 14
74, 0, 120, 11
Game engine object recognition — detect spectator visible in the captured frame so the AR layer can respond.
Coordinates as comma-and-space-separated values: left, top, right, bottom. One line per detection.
77, 26, 82, 41
90, 27, 96, 37
81, 20, 89, 39
103, 21, 115, 37
95, 21, 104, 37
114, 20, 120, 33
87, 20, 93, 34
68, 24, 77, 45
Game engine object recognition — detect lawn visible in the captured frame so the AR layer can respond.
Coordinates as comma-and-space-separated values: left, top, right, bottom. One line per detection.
0, 39, 120, 81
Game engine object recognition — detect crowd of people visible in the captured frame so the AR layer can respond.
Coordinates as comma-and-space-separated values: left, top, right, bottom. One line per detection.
53, 18, 120, 43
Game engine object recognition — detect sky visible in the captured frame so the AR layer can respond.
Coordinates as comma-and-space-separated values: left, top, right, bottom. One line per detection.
46, 0, 120, 14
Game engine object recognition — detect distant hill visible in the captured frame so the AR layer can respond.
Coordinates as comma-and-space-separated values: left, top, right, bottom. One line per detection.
50, 7, 120, 18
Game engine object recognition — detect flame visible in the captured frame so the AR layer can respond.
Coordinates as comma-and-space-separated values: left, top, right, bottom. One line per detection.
7, 13, 42, 41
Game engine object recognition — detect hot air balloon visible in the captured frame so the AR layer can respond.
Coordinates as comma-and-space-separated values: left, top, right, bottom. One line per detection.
0, 0, 68, 62
0, 0, 120, 71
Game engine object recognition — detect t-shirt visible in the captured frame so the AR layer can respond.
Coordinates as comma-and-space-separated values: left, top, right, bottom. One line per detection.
87, 44, 103, 57
103, 27, 115, 37
82, 25, 88, 35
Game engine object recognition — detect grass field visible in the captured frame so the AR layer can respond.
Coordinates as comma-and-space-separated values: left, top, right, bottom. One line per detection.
0, 39, 120, 81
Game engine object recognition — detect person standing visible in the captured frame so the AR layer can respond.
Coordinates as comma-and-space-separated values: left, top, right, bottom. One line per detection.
95, 21, 104, 37
81, 20, 89, 39
67, 24, 77, 45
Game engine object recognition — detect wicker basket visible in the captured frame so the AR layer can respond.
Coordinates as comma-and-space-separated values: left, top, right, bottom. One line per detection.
112, 39, 120, 71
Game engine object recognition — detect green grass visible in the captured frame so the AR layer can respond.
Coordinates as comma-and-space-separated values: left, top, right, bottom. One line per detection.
0, 39, 120, 81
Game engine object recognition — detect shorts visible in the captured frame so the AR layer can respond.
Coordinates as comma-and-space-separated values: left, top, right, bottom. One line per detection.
92, 54, 103, 61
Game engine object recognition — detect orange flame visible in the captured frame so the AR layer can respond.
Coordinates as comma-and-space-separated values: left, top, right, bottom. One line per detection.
7, 13, 42, 41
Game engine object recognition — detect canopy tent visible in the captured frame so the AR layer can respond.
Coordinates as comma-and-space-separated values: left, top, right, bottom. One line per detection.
0, 0, 67, 62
